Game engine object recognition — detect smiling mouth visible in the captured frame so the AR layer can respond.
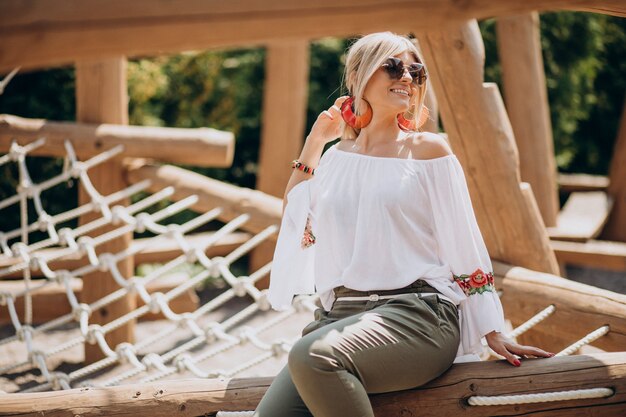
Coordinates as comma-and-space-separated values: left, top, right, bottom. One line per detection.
390, 89, 410, 97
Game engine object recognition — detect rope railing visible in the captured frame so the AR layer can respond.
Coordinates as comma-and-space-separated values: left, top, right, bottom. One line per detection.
468, 387, 614, 406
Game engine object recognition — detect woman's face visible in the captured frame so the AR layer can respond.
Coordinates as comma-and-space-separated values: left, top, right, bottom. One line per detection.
361, 50, 419, 116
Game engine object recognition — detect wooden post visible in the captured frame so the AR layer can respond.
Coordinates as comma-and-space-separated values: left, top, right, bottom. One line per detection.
601, 96, 626, 242
252, 41, 310, 286
75, 57, 135, 363
418, 21, 560, 275
496, 12, 559, 227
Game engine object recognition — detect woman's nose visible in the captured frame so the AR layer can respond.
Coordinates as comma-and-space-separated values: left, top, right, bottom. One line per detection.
400, 68, 413, 83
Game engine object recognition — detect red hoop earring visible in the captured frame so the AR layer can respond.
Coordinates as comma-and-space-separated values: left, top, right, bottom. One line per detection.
341, 96, 373, 129
397, 106, 430, 132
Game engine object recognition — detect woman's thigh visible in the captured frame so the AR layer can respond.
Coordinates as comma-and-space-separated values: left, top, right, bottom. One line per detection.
291, 293, 460, 394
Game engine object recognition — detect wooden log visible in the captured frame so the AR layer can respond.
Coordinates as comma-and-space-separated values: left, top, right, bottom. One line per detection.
0, 273, 199, 324
496, 12, 558, 227
551, 239, 626, 271
548, 191, 613, 242
0, 352, 623, 416
0, 231, 251, 278
124, 161, 283, 239
75, 57, 134, 363
1, 0, 624, 72
412, 38, 439, 134
494, 260, 626, 353
418, 21, 560, 275
602, 96, 626, 242
253, 40, 310, 287
0, 114, 234, 167
558, 172, 609, 193
421, 79, 439, 133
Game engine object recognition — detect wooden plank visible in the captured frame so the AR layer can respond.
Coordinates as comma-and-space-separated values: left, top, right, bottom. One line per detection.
252, 40, 310, 287
558, 173, 609, 193
0, 0, 624, 72
0, 352, 623, 416
0, 231, 251, 277
494, 260, 626, 353
602, 96, 626, 242
75, 57, 134, 363
551, 239, 626, 271
0, 114, 234, 167
418, 21, 560, 275
548, 191, 613, 242
496, 12, 558, 227
0, 274, 199, 324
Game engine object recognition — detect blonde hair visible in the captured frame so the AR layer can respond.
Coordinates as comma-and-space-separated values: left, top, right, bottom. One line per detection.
340, 31, 429, 140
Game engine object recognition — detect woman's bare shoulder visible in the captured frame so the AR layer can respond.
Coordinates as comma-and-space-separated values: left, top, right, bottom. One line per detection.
406, 132, 453, 160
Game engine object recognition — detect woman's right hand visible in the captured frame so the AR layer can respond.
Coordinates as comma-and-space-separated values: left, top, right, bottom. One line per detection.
307, 96, 350, 145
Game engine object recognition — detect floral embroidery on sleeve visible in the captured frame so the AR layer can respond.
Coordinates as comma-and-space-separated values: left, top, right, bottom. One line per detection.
453, 268, 495, 296
300, 215, 316, 249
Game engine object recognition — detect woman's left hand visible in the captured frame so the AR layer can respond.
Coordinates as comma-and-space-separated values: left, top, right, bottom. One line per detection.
485, 331, 555, 366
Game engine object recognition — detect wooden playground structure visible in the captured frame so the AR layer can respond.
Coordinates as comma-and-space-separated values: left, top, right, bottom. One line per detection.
0, 0, 625, 415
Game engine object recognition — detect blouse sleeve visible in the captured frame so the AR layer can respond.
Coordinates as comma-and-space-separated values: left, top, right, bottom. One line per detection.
267, 178, 317, 311
422, 155, 506, 356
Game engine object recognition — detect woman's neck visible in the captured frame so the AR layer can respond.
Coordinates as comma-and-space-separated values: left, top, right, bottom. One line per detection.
353, 114, 407, 152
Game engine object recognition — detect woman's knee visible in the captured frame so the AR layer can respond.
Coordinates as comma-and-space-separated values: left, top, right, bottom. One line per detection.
288, 334, 345, 378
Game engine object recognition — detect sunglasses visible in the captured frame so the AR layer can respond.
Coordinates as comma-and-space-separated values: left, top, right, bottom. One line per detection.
381, 57, 427, 86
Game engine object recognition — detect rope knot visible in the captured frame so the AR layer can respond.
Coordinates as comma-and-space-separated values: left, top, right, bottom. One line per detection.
51, 372, 71, 391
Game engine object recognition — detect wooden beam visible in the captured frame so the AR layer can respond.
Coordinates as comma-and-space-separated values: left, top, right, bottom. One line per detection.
124, 161, 283, 239
602, 95, 626, 242
496, 12, 558, 227
0, 352, 623, 416
0, 114, 234, 167
548, 191, 613, 242
0, 273, 199, 324
75, 57, 134, 363
494, 260, 626, 353
558, 172, 609, 193
0, 0, 624, 72
0, 231, 251, 278
253, 40, 310, 286
418, 21, 560, 275
551, 239, 626, 271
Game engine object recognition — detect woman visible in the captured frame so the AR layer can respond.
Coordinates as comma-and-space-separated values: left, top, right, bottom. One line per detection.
257, 31, 553, 417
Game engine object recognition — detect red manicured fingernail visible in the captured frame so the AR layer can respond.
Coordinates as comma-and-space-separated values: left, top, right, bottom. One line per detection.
548, 353, 555, 357
514, 359, 521, 367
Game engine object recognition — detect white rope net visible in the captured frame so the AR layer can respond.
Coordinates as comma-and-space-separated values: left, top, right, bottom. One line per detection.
0, 139, 614, 410
0, 138, 317, 393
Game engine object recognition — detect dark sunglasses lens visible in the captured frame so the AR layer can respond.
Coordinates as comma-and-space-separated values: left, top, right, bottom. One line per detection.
408, 63, 425, 84
383, 58, 403, 79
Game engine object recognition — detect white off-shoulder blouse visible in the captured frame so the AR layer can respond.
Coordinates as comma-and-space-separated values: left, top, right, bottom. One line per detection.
268, 142, 506, 359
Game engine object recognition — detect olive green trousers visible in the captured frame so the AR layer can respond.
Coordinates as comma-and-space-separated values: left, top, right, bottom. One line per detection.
254, 279, 461, 417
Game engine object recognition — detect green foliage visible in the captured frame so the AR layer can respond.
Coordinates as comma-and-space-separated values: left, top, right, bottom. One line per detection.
127, 49, 266, 189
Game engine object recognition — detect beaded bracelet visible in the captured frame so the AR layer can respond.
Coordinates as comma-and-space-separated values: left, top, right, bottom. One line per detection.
291, 159, 315, 176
